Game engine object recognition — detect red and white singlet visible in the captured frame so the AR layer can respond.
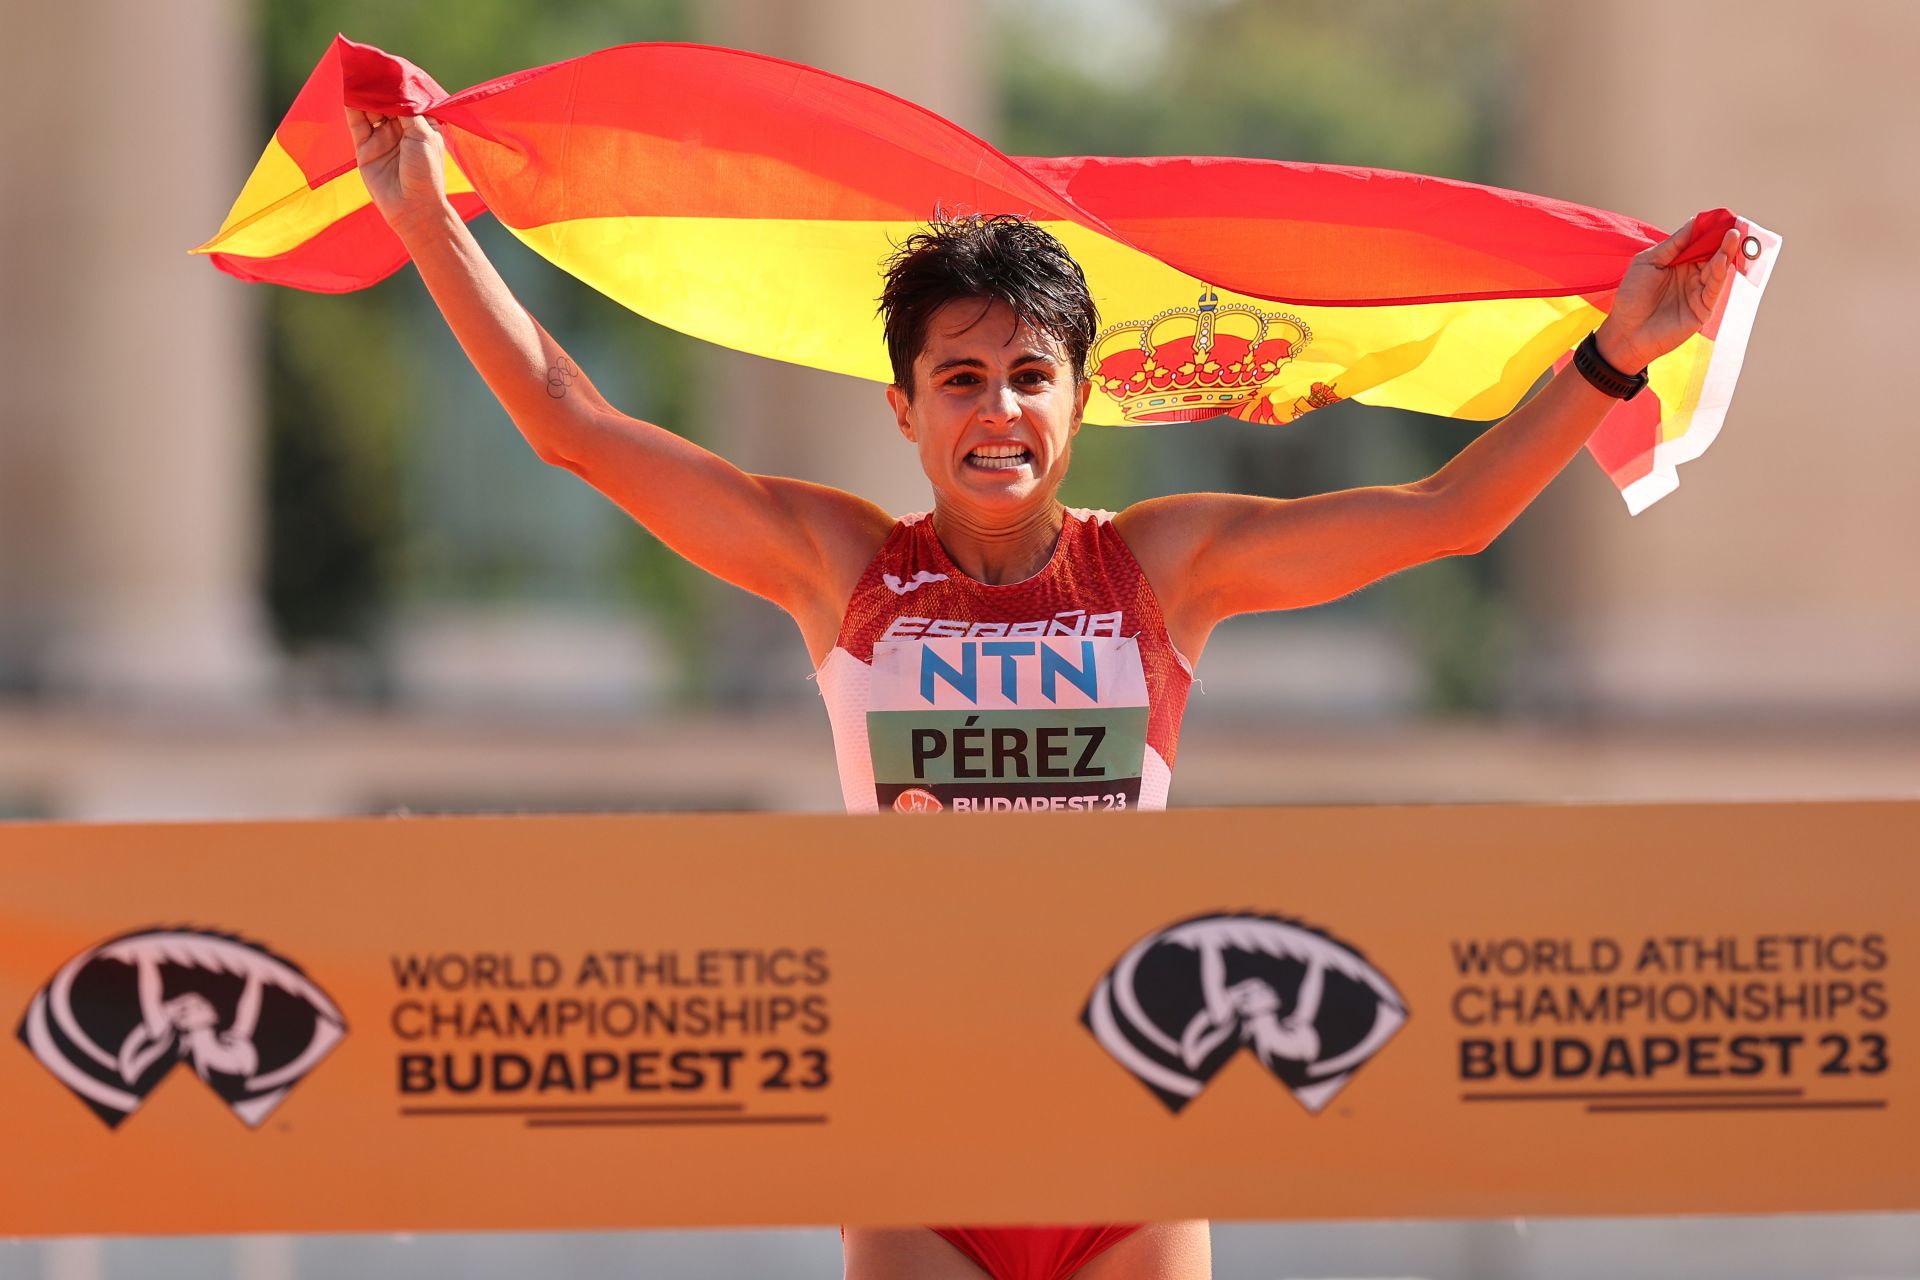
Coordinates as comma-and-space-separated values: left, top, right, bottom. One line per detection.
817, 508, 1195, 815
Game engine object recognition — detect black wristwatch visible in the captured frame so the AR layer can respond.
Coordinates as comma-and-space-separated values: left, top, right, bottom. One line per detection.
1572, 331, 1649, 400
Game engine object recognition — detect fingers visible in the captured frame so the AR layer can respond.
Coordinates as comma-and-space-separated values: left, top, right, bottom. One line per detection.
344, 107, 437, 156
345, 107, 395, 152
1645, 214, 1698, 268
1689, 229, 1741, 322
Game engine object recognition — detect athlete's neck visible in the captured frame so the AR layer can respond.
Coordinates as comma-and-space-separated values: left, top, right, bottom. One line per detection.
928, 500, 1065, 585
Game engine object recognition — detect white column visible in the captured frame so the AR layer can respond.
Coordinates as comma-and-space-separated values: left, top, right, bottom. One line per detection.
1505, 0, 1920, 715
0, 0, 275, 706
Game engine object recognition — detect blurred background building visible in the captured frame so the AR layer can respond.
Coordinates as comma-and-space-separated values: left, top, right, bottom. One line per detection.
1, 0, 1914, 1276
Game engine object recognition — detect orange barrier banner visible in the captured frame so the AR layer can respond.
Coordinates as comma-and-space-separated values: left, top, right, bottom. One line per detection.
1, 802, 1914, 1236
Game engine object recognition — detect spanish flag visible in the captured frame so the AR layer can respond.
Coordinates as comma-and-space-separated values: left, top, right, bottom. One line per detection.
197, 36, 1780, 513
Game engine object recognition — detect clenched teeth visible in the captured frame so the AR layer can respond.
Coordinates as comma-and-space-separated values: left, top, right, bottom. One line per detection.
967, 446, 1032, 470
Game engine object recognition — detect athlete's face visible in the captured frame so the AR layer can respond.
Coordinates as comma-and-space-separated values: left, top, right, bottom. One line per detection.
886, 299, 1091, 516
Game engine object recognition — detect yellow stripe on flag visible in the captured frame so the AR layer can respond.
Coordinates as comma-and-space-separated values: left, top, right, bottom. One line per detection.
1650, 334, 1714, 442
511, 215, 1607, 426
192, 139, 474, 260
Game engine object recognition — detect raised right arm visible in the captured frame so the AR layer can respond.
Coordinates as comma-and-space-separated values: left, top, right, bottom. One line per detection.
350, 109, 893, 662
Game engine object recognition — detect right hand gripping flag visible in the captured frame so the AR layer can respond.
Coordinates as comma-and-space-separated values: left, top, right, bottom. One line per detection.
197, 36, 1780, 514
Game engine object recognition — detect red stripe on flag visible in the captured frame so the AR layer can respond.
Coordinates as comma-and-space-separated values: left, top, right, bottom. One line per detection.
336, 35, 450, 117
423, 42, 1077, 228
208, 193, 487, 293
273, 39, 354, 189
276, 37, 454, 193
1020, 156, 1667, 305
409, 42, 1705, 306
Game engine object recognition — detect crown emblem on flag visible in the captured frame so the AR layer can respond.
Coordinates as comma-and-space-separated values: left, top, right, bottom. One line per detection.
1089, 289, 1312, 423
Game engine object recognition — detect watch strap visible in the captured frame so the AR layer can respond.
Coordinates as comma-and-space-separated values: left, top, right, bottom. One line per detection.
1572, 331, 1649, 400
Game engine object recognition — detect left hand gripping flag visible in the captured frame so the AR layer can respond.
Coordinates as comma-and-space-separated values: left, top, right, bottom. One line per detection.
197, 36, 1780, 513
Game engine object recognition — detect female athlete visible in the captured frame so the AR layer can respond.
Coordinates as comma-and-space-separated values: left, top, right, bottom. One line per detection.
348, 104, 1738, 1280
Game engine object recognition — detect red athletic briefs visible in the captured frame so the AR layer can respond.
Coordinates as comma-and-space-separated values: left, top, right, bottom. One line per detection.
933, 1225, 1142, 1280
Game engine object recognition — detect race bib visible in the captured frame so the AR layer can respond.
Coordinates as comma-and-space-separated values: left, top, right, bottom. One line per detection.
868, 636, 1149, 814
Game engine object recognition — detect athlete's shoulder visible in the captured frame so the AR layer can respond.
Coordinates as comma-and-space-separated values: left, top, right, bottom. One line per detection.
1110, 494, 1222, 568
760, 480, 897, 664
840, 511, 954, 604
1107, 496, 1219, 645
854, 511, 931, 570
1110, 492, 1209, 534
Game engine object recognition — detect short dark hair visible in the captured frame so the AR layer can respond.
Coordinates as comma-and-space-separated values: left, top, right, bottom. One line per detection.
878, 213, 1098, 397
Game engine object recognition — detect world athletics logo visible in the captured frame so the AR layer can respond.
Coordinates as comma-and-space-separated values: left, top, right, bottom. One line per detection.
1083, 912, 1408, 1114
17, 928, 347, 1129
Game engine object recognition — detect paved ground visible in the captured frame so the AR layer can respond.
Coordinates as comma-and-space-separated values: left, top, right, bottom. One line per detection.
6, 1216, 1919, 1280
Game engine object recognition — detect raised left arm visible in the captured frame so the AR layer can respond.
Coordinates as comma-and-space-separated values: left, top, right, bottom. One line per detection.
1118, 218, 1741, 660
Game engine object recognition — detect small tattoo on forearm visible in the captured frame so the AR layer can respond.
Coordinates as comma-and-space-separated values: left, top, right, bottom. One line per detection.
546, 356, 579, 399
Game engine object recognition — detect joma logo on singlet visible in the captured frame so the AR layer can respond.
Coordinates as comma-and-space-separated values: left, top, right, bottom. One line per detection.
882, 570, 949, 595
880, 609, 1124, 642
920, 640, 1099, 705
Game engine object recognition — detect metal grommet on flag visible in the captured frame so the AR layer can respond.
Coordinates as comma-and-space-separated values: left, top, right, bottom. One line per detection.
1741, 234, 1764, 260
